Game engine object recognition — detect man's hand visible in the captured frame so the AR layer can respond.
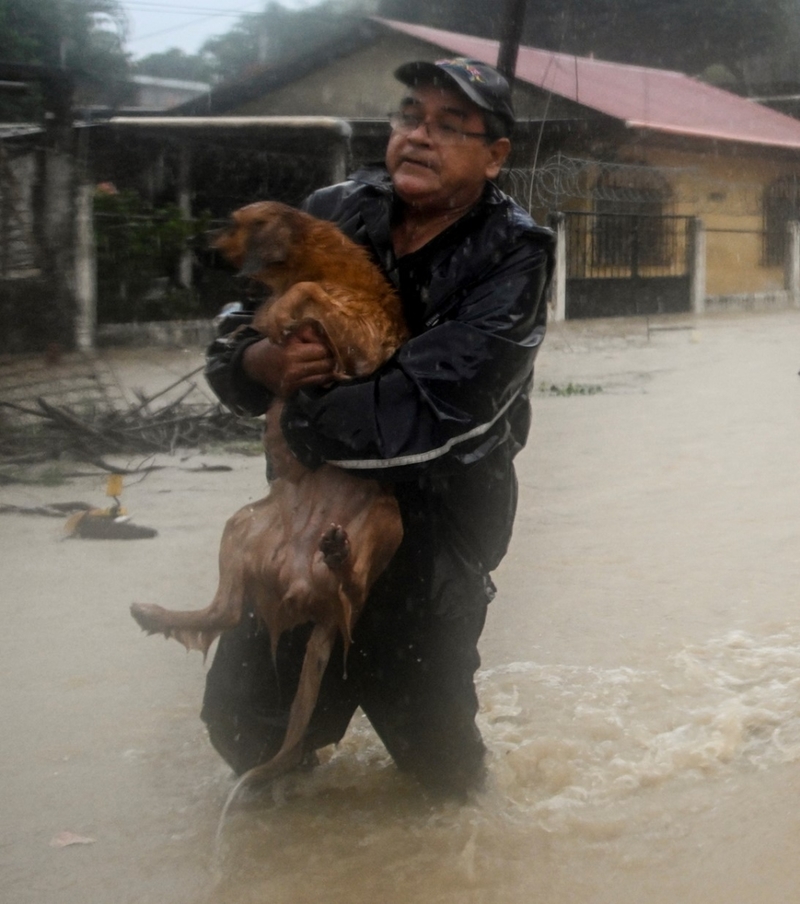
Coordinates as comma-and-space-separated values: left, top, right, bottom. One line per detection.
242, 325, 336, 398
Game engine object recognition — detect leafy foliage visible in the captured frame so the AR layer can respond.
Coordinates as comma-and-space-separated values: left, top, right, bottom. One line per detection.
0, 0, 130, 118
93, 187, 212, 323
133, 1, 376, 85
127, 0, 800, 94
132, 48, 214, 84
542, 382, 604, 396
376, 0, 800, 91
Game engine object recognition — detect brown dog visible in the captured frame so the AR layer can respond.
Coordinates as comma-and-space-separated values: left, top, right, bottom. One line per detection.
131, 201, 408, 794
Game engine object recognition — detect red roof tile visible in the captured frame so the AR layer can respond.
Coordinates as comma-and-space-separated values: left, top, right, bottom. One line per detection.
377, 18, 800, 151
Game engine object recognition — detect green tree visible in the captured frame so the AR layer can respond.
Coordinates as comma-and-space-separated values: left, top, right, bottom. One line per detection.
0, 0, 130, 118
133, 48, 215, 84
93, 187, 212, 323
547, 0, 791, 87
376, 0, 800, 92
199, 0, 375, 84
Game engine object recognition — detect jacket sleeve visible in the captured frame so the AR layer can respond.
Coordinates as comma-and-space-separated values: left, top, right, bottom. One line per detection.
203, 304, 274, 416
280, 229, 552, 481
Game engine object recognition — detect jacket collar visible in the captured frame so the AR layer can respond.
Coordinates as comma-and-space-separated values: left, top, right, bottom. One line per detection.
349, 164, 507, 208
348, 165, 507, 257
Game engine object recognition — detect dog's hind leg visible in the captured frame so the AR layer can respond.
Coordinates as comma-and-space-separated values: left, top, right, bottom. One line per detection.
130, 561, 248, 656
130, 498, 278, 655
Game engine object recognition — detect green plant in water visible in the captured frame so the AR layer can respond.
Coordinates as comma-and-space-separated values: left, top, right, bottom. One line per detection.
543, 382, 604, 396
36, 466, 70, 486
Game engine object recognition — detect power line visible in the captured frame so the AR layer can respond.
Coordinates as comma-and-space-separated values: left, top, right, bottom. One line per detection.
127, 1, 266, 43
125, 1, 262, 15
123, 0, 319, 46
124, 0, 262, 8
123, 0, 316, 12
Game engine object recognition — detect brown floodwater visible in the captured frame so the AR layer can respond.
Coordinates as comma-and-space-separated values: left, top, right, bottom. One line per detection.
2, 310, 799, 904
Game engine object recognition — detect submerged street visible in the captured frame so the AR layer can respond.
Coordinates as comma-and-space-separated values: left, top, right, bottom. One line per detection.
2, 309, 800, 904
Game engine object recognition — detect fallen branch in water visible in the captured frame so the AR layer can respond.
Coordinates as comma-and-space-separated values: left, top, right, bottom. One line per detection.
0, 367, 262, 468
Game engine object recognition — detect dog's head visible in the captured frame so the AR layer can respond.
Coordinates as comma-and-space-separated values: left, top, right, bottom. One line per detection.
212, 201, 307, 291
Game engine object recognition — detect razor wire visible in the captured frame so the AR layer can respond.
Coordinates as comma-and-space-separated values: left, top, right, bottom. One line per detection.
503, 153, 767, 218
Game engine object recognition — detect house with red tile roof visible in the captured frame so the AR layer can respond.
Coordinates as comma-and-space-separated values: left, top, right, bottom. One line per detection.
169, 16, 800, 318
13, 14, 797, 346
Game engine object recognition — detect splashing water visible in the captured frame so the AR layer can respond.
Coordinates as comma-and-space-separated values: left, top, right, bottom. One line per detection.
207, 627, 800, 903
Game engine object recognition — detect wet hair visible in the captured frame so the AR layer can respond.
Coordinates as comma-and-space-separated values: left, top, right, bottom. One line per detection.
482, 110, 513, 142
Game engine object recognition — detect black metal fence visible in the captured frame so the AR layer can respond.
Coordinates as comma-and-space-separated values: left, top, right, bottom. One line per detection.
763, 175, 800, 266
563, 211, 694, 318
565, 211, 693, 279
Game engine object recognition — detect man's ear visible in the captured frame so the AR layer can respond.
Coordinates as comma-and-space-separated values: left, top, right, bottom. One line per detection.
485, 137, 511, 181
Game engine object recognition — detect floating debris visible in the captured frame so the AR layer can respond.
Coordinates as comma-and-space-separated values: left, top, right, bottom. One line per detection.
49, 831, 96, 848
0, 501, 92, 518
63, 474, 157, 539
0, 366, 262, 470
64, 509, 158, 540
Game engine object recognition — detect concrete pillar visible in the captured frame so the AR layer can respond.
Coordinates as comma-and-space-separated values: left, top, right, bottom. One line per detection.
177, 142, 193, 288
785, 220, 800, 308
330, 135, 349, 185
42, 148, 77, 345
74, 181, 96, 351
689, 217, 706, 315
547, 212, 567, 322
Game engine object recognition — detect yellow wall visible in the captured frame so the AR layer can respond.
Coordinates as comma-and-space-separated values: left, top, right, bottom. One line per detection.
518, 134, 800, 296
230, 33, 580, 122
612, 142, 797, 296
226, 34, 800, 299
231, 35, 441, 118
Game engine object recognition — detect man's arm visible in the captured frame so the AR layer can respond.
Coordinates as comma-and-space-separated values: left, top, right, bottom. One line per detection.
204, 301, 271, 415
242, 327, 336, 397
280, 232, 551, 479
205, 313, 335, 416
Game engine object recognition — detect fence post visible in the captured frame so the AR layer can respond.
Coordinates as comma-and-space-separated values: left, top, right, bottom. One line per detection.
785, 220, 800, 308
329, 135, 349, 185
74, 181, 96, 351
547, 212, 567, 321
177, 142, 193, 289
689, 217, 706, 315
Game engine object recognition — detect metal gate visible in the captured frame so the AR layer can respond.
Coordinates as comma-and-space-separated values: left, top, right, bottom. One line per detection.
564, 211, 693, 318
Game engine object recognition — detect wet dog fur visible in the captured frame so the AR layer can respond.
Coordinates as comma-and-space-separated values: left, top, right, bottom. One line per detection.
131, 201, 408, 799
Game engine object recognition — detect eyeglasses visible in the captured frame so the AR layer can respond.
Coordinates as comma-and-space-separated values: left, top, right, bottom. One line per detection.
388, 111, 488, 145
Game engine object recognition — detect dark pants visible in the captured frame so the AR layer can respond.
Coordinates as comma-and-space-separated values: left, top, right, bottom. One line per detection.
200, 528, 491, 797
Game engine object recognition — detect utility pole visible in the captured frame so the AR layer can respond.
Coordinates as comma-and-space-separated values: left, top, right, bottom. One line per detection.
496, 0, 529, 86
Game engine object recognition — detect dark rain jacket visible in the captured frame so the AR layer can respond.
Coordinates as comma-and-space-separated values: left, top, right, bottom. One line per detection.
206, 166, 554, 583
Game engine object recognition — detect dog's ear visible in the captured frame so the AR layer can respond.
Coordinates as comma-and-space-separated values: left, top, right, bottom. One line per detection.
239, 217, 295, 276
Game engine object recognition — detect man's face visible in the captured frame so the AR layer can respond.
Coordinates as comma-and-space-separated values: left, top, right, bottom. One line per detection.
385, 84, 511, 213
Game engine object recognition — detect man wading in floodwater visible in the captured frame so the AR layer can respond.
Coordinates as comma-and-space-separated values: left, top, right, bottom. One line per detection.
203, 57, 554, 797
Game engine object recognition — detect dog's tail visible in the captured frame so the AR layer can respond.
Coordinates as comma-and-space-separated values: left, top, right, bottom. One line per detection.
214, 621, 337, 851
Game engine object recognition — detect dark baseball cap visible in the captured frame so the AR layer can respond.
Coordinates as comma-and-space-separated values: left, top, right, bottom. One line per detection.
394, 57, 515, 132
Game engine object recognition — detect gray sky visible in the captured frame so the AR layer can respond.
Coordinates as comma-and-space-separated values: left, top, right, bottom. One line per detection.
120, 0, 321, 60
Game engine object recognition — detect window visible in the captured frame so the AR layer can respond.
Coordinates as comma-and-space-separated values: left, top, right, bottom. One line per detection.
763, 175, 800, 266
592, 168, 673, 270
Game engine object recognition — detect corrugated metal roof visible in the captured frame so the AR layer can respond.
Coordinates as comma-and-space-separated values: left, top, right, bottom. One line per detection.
377, 18, 800, 151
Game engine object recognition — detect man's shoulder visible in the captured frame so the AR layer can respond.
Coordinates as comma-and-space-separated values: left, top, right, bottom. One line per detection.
303, 165, 390, 221
484, 182, 554, 248
460, 184, 554, 278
